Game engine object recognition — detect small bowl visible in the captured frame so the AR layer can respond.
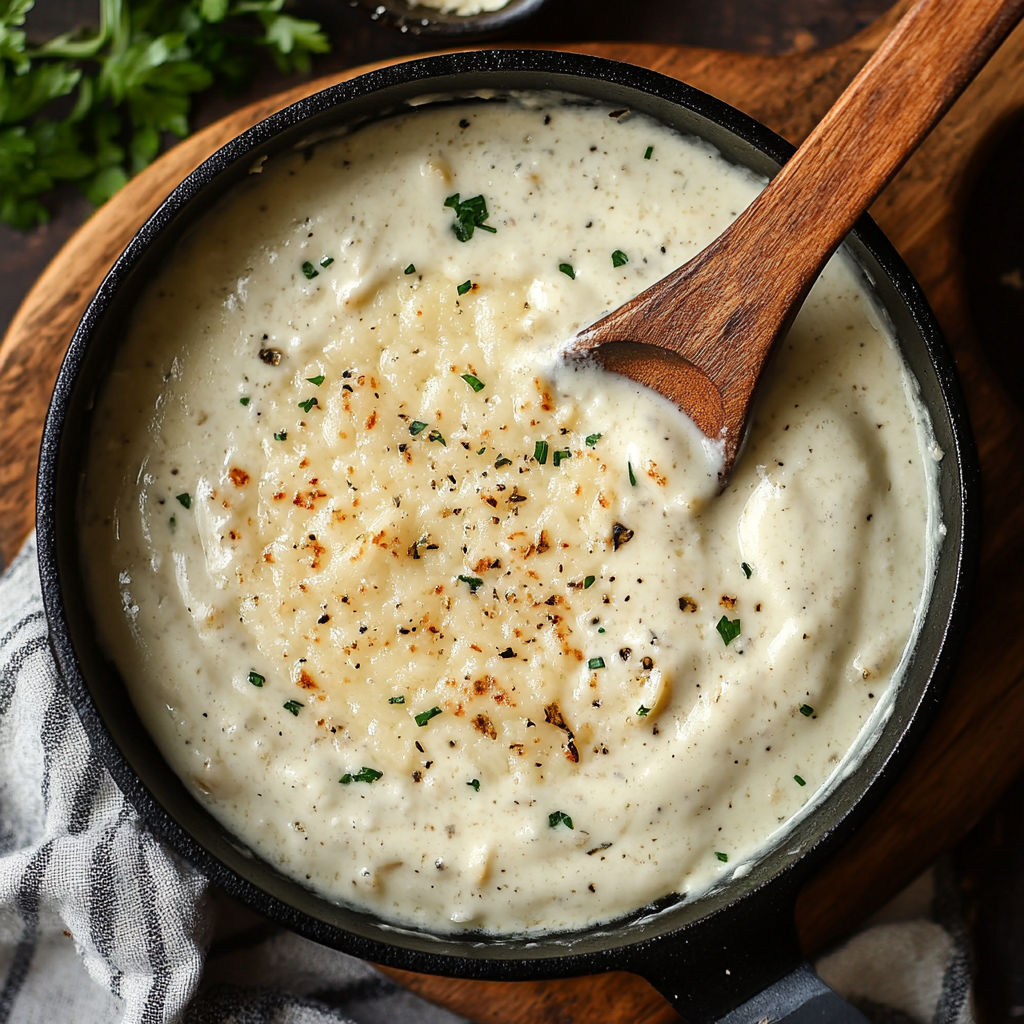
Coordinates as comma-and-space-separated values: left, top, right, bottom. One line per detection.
349, 0, 548, 38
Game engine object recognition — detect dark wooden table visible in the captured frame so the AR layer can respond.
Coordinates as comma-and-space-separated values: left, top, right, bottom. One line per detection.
6, 3, 1024, 1021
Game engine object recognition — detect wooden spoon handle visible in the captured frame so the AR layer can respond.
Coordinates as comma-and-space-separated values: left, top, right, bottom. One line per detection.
573, 0, 1024, 472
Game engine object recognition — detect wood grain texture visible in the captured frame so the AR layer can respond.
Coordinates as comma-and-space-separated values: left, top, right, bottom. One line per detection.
8, 3, 1024, 1021
573, 0, 1024, 479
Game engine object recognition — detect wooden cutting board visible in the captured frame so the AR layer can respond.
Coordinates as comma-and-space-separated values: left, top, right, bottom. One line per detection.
6, 2, 1024, 1020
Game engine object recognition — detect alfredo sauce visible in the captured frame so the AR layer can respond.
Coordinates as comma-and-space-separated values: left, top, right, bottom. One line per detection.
79, 95, 941, 935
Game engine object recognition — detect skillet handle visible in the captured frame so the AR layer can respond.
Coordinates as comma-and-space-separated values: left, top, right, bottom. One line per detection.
716, 964, 870, 1024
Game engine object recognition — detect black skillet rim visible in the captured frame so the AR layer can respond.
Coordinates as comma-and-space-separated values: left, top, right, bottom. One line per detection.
36, 48, 980, 986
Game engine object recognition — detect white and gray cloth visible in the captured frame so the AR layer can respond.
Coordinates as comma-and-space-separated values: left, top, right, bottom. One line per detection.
0, 535, 975, 1024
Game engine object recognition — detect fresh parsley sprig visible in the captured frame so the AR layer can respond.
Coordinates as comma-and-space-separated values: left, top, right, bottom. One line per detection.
0, 0, 330, 230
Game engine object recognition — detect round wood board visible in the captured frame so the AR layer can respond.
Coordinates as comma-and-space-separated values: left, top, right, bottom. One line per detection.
6, 4, 1024, 1021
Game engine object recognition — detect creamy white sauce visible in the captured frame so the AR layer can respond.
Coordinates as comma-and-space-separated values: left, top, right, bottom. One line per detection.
406, 0, 510, 14
79, 95, 940, 936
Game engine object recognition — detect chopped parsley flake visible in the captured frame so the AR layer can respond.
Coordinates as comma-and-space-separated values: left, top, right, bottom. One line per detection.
534, 440, 549, 464
477, 447, 487, 456
628, 461, 637, 486
584, 575, 596, 589
644, 145, 654, 159
445, 192, 497, 241
169, 516, 176, 528
637, 705, 651, 717
319, 256, 334, 268
409, 421, 428, 436
495, 455, 512, 468
340, 766, 383, 784
559, 263, 576, 279
248, 671, 265, 687
461, 373, 486, 392
415, 706, 443, 727
298, 397, 318, 413
612, 250, 628, 268
742, 562, 753, 578
588, 657, 606, 670
799, 704, 814, 717
716, 616, 741, 645
389, 695, 406, 705
457, 279, 473, 296
794, 775, 807, 787
405, 264, 416, 275
427, 429, 447, 446
283, 700, 303, 715
585, 433, 602, 447
306, 375, 325, 386
548, 810, 574, 830
274, 431, 287, 441
715, 851, 728, 862
175, 493, 192, 509
458, 575, 484, 593
468, 779, 480, 791
552, 449, 572, 467
301, 261, 319, 279
239, 396, 250, 406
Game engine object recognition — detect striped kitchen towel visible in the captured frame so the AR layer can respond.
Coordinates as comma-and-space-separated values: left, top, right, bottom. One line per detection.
0, 533, 972, 1024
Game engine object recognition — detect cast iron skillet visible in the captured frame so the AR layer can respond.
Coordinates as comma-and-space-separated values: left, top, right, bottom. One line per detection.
36, 49, 980, 1024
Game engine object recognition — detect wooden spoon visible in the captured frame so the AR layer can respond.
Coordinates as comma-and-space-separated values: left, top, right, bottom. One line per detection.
567, 0, 1024, 482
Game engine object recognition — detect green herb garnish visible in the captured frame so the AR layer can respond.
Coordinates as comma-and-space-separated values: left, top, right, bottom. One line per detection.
644, 145, 653, 159
461, 373, 485, 392
340, 766, 383, 784
628, 461, 636, 486
799, 705, 814, 717
559, 263, 575, 279
405, 264, 416, 275
637, 705, 651, 717
742, 562, 752, 578
298, 397, 318, 413
389, 695, 406, 704
715, 851, 728, 863
458, 575, 484, 592
716, 616, 741, 646
548, 810, 574, 830
0, 0, 330, 233
415, 706, 443, 727
175, 492, 192, 509
457, 279, 473, 296
495, 455, 512, 468
283, 700, 303, 715
301, 261, 319, 279
588, 657, 605, 670
584, 575, 596, 589
169, 515, 176, 528
611, 250, 628, 268
586, 433, 602, 447
240, 396, 250, 406
477, 447, 487, 456
248, 670, 265, 687
427, 429, 446, 446
534, 440, 549, 465
794, 775, 807, 787
409, 420, 428, 436
274, 431, 287, 441
444, 192, 496, 241
319, 256, 334, 268
552, 449, 571, 467
468, 779, 480, 791
306, 374, 325, 386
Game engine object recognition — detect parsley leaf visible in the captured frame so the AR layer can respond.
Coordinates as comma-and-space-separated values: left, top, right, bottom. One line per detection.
282, 700, 302, 715
248, 670, 265, 687
457, 574, 483, 592
175, 492, 191, 509
584, 575, 595, 589
799, 704, 814, 717
340, 766, 382, 784
306, 374, 325, 386
585, 433, 602, 447
467, 778, 480, 791
461, 373, 485, 392
548, 810, 573, 830
301, 261, 318, 279
444, 192, 496, 241
533, 440, 548, 465
457, 279, 472, 296
404, 263, 416, 274
414, 705, 443, 727
715, 851, 728, 862
716, 616, 741, 645
388, 695, 405, 704
559, 262, 575, 279
612, 250, 629, 268
298, 396, 318, 413
588, 657, 605, 670
742, 562, 753, 578
409, 420, 428, 436
644, 145, 653, 159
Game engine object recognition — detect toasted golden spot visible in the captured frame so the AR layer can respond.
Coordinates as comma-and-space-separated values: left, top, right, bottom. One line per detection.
229, 467, 250, 487
720, 595, 737, 611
